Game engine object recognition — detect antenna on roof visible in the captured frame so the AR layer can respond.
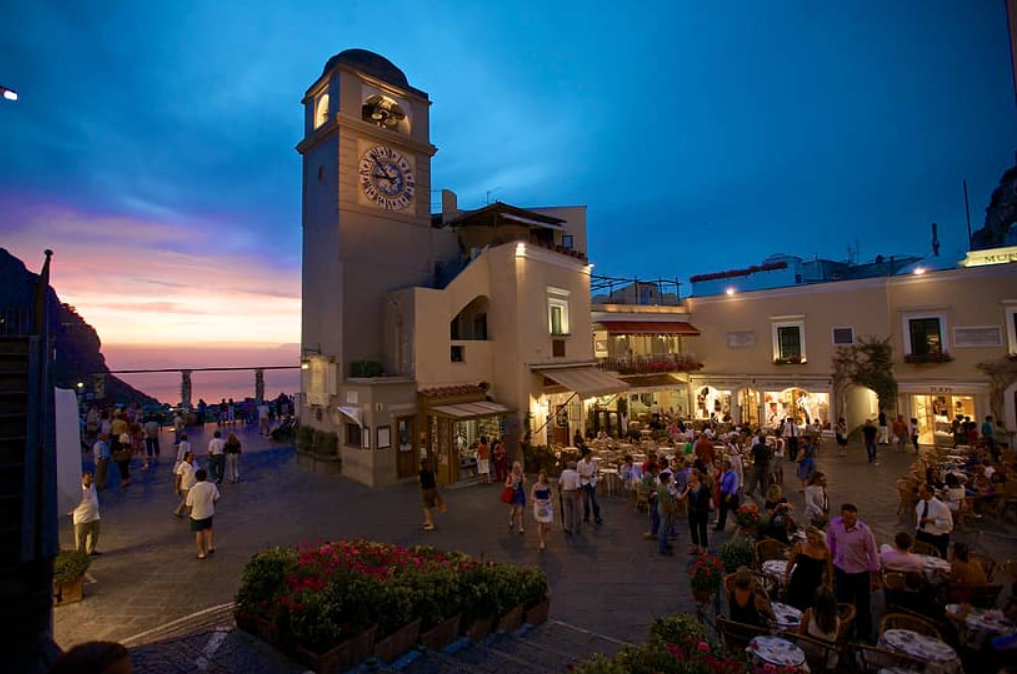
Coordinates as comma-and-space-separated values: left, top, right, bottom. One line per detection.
963, 179, 973, 251
931, 222, 940, 257
485, 187, 502, 205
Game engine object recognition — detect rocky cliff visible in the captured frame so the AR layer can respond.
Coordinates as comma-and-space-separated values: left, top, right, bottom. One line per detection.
0, 248, 160, 406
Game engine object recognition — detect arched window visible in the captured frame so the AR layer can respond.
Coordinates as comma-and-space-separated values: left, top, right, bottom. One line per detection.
314, 93, 330, 129
361, 94, 409, 134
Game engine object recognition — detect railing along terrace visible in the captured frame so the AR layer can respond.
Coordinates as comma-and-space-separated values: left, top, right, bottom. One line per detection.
598, 353, 702, 375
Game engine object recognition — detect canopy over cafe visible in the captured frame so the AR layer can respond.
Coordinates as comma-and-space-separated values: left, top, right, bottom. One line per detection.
533, 366, 629, 447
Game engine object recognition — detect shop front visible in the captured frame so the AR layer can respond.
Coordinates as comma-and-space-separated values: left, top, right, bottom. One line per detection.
691, 376, 833, 430
418, 394, 512, 485
899, 383, 989, 447
694, 385, 733, 422
762, 387, 831, 429
532, 365, 629, 446
738, 388, 761, 427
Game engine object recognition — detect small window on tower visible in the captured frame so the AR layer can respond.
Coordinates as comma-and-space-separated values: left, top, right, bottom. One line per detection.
314, 93, 330, 129
362, 94, 408, 133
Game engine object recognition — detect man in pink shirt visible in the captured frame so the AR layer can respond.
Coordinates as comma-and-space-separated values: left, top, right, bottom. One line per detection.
879, 532, 925, 574
827, 503, 879, 641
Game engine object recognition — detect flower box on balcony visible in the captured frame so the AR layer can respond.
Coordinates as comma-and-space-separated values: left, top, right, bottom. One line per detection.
773, 356, 804, 365
904, 352, 953, 364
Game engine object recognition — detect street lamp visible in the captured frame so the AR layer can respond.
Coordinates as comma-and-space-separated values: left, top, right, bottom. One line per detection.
0, 85, 18, 102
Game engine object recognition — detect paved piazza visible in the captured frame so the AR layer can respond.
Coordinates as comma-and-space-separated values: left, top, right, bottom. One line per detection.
57, 424, 1016, 652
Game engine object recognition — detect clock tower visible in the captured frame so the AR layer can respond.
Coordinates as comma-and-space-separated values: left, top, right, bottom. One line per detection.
298, 49, 449, 384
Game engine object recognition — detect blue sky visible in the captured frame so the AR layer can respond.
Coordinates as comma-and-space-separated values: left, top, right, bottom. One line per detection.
1, 0, 1015, 347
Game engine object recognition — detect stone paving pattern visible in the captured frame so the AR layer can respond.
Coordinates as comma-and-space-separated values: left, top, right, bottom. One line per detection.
55, 424, 1016, 665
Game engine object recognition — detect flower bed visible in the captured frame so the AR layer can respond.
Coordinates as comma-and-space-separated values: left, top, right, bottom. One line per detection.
570, 613, 752, 674
234, 540, 549, 671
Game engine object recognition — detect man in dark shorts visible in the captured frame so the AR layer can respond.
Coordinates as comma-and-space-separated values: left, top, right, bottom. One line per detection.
419, 459, 440, 531
186, 469, 220, 559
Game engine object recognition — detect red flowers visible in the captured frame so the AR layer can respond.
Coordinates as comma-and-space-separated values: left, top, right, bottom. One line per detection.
689, 554, 725, 593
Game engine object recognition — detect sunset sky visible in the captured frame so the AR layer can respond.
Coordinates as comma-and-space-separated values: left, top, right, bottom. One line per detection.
2, 1, 1016, 379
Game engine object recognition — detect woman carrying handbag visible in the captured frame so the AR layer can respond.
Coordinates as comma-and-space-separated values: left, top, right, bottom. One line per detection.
504, 461, 526, 534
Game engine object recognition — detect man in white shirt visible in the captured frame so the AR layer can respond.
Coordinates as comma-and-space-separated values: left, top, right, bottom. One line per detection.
782, 418, 800, 462
172, 412, 185, 444
577, 448, 602, 525
558, 461, 582, 535
915, 483, 953, 558
207, 430, 226, 485
71, 472, 101, 555
186, 468, 221, 559
174, 452, 197, 517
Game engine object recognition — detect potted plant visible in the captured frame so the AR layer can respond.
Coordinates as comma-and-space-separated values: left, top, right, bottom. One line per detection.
517, 566, 551, 625
53, 549, 90, 606
720, 537, 754, 573
373, 583, 419, 664
289, 577, 379, 674
735, 503, 760, 538
688, 554, 724, 605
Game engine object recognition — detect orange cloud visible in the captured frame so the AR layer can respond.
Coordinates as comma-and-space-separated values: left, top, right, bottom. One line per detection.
6, 204, 301, 346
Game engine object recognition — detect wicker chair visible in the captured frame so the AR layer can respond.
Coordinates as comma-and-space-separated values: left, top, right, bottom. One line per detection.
716, 616, 768, 653
754, 538, 789, 568
896, 478, 918, 515
778, 630, 840, 674
835, 603, 856, 645
634, 482, 651, 512
850, 642, 928, 674
878, 612, 943, 640
910, 539, 941, 558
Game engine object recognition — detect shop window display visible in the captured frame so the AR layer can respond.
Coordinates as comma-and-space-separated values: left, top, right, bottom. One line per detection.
764, 388, 829, 429
695, 386, 732, 421
913, 395, 974, 446
738, 388, 761, 427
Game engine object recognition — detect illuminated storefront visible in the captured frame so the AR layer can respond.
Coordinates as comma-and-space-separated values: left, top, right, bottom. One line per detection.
899, 383, 988, 447
763, 388, 830, 429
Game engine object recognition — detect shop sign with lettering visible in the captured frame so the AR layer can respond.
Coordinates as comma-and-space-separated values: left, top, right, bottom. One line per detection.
960, 245, 1017, 267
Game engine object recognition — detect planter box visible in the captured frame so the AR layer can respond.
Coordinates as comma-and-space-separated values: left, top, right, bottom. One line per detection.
53, 577, 84, 606
496, 604, 524, 633
295, 449, 342, 476
295, 626, 376, 674
374, 620, 420, 663
524, 599, 551, 626
419, 614, 461, 651
463, 616, 495, 642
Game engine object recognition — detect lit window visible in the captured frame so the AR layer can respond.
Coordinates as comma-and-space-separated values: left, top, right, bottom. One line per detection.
344, 423, 361, 448
771, 321, 806, 364
314, 93, 330, 129
908, 318, 943, 356
548, 298, 569, 336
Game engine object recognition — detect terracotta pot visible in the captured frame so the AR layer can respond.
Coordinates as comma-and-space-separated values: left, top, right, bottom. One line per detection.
419, 614, 461, 651
295, 626, 376, 674
497, 604, 524, 633
53, 577, 84, 606
692, 588, 714, 605
524, 599, 551, 626
373, 620, 420, 663
464, 616, 494, 642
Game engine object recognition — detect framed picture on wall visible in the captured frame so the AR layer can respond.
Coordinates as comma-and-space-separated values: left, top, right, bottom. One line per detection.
377, 425, 391, 449
362, 426, 371, 450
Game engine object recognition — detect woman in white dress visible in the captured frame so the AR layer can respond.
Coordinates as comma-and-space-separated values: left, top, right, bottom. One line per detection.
530, 470, 554, 551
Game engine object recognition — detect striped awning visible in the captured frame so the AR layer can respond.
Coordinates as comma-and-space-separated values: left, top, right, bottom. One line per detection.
597, 320, 700, 336
430, 400, 512, 420
534, 366, 629, 399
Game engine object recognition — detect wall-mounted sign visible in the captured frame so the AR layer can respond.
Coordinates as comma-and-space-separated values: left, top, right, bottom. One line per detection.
960, 245, 1017, 268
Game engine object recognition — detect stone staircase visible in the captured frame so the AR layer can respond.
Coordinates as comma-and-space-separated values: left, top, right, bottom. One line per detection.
127, 614, 627, 674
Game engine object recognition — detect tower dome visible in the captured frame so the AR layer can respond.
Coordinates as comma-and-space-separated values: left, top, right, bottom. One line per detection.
322, 49, 409, 88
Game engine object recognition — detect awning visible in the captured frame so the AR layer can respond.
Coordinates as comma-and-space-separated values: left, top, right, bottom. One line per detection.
597, 320, 700, 336
337, 406, 363, 427
431, 400, 512, 420
534, 366, 629, 398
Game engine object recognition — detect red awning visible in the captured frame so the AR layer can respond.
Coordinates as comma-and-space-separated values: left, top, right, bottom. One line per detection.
598, 320, 700, 336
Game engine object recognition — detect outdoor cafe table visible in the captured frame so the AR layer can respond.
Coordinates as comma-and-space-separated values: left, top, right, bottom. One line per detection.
878, 629, 964, 674
771, 602, 802, 630
599, 468, 621, 496
946, 603, 1017, 650
746, 636, 807, 670
879, 545, 951, 580
763, 560, 789, 587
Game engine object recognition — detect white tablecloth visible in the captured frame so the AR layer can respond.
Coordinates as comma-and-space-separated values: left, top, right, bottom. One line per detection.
946, 603, 1017, 650
879, 629, 963, 674
771, 602, 802, 629
763, 559, 789, 585
747, 636, 807, 668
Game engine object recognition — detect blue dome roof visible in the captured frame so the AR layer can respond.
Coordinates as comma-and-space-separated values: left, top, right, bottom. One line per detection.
322, 49, 409, 87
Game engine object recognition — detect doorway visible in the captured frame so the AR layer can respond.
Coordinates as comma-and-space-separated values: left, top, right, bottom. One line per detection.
396, 417, 417, 479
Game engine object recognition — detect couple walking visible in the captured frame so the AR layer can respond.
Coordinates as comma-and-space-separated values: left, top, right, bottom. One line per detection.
504, 462, 555, 550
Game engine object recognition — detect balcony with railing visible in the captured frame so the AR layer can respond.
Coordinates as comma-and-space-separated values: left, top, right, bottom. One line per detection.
598, 352, 703, 375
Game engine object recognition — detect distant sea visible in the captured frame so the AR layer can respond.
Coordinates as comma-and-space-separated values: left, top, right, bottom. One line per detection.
102, 343, 301, 406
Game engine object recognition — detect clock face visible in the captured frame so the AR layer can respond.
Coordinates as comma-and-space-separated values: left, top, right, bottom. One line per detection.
358, 146, 415, 211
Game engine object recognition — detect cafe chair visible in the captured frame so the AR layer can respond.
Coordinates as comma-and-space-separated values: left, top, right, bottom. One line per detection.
850, 642, 927, 674
723, 571, 779, 602
835, 603, 856, 645
716, 616, 768, 653
634, 483, 651, 512
910, 539, 941, 558
949, 583, 1004, 608
754, 539, 789, 568
779, 630, 840, 673
896, 478, 918, 515
881, 571, 924, 615
878, 612, 943, 640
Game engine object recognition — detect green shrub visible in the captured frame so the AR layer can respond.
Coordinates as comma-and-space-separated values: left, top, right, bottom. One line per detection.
516, 566, 549, 608
570, 653, 628, 674
719, 536, 754, 573
295, 425, 313, 452
234, 547, 297, 622
311, 430, 338, 457
349, 360, 382, 378
53, 549, 91, 584
647, 613, 703, 646
522, 444, 559, 476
